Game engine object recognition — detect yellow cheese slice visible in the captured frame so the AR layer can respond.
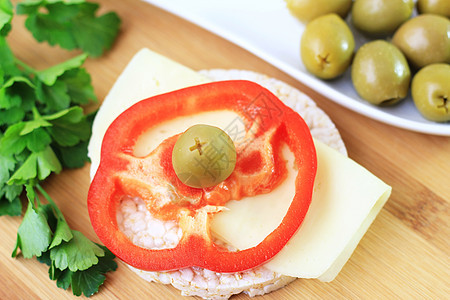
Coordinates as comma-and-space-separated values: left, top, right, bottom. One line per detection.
211, 140, 391, 281
88, 48, 391, 281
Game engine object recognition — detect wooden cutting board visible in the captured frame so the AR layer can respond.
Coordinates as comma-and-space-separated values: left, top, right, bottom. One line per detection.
1, 0, 449, 299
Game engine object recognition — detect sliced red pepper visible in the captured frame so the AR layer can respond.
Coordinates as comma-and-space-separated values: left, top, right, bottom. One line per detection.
88, 80, 317, 273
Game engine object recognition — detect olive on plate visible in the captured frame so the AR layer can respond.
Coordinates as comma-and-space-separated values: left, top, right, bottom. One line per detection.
172, 124, 236, 189
411, 63, 450, 122
417, 0, 450, 18
300, 14, 355, 80
351, 40, 411, 105
285, 0, 352, 23
352, 0, 414, 37
392, 14, 450, 69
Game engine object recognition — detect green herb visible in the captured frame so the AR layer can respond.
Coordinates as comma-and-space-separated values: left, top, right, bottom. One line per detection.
17, 0, 121, 57
1, 0, 120, 296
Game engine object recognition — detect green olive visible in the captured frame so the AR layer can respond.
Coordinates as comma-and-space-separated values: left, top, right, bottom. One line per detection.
417, 0, 450, 18
285, 0, 352, 23
351, 40, 411, 105
172, 124, 236, 188
351, 0, 414, 37
392, 14, 450, 69
300, 14, 355, 79
411, 63, 450, 122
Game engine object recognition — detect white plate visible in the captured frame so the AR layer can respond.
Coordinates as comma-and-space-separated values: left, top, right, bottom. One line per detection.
143, 0, 450, 136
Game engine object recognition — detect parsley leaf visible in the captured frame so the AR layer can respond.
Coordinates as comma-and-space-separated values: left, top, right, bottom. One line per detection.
8, 145, 62, 185
36, 78, 71, 112
0, 151, 23, 215
0, 0, 13, 36
12, 199, 52, 258
53, 140, 90, 168
1, 122, 28, 156
60, 67, 97, 105
49, 217, 73, 249
26, 127, 52, 152
34, 54, 97, 113
0, 36, 19, 75
0, 152, 14, 184
0, 195, 21, 215
18, 1, 121, 57
0, 74, 35, 118
36, 54, 88, 85
70, 3, 121, 57
71, 248, 117, 297
0, 106, 25, 126
44, 106, 92, 147
50, 230, 105, 272
46, 244, 117, 297
54, 268, 73, 290
14, 185, 117, 297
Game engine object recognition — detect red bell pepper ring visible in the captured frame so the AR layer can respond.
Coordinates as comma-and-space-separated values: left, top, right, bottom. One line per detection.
88, 80, 317, 273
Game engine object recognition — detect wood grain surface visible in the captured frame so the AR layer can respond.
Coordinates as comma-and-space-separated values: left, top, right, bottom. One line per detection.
2, 0, 449, 299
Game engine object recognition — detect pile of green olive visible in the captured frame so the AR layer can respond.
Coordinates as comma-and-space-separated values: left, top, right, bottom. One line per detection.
287, 0, 450, 122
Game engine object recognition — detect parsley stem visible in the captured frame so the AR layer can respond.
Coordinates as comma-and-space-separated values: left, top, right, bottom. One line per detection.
31, 106, 41, 119
25, 183, 40, 211
14, 57, 37, 75
36, 183, 67, 222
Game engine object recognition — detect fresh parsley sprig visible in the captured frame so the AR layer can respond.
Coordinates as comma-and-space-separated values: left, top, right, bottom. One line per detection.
1, 0, 120, 296
17, 0, 121, 57
13, 184, 118, 297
